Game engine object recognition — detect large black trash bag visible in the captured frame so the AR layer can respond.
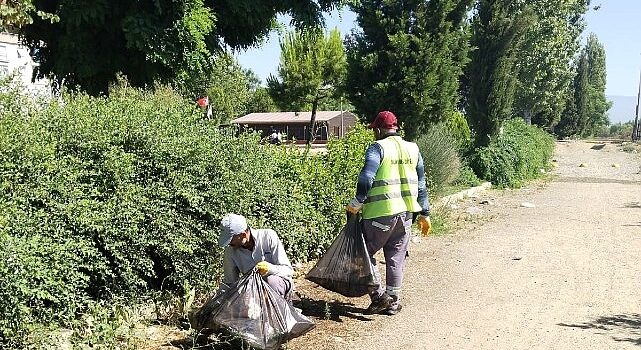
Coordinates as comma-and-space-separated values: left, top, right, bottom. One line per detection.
193, 269, 314, 350
305, 215, 380, 297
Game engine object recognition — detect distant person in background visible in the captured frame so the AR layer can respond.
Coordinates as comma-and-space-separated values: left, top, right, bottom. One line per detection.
197, 95, 212, 119
345, 110, 432, 316
269, 129, 282, 145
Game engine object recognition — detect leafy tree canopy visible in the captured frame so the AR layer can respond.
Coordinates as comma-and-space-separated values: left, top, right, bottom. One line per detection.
345, 0, 473, 140
556, 33, 610, 137
513, 0, 590, 128
17, 0, 345, 95
0, 0, 57, 29
268, 28, 347, 143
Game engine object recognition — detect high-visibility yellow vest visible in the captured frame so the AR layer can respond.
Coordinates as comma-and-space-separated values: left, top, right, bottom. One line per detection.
362, 136, 423, 219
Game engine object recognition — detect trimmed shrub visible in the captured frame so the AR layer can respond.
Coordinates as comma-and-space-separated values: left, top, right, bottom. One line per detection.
471, 118, 554, 188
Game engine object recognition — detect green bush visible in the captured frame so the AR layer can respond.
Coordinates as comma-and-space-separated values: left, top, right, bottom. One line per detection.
471, 118, 554, 188
414, 123, 461, 196
445, 110, 472, 149
0, 74, 40, 120
597, 121, 634, 139
261, 124, 374, 261
0, 80, 371, 346
453, 163, 482, 187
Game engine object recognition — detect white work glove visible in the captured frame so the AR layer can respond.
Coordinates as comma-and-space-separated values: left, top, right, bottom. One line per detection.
345, 198, 363, 215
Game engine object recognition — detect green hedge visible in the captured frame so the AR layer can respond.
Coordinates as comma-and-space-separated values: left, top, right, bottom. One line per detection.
0, 83, 372, 346
471, 119, 554, 188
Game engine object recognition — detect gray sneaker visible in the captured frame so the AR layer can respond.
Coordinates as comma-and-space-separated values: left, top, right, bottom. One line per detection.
382, 298, 402, 316
364, 292, 393, 315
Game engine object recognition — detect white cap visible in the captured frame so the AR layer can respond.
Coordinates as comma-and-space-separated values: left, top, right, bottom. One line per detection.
218, 213, 248, 247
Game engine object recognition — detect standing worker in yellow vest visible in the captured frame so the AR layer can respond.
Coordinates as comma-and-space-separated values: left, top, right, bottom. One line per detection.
346, 110, 432, 315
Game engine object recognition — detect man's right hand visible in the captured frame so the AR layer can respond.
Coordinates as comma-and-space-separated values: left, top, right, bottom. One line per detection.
256, 261, 272, 276
345, 198, 363, 215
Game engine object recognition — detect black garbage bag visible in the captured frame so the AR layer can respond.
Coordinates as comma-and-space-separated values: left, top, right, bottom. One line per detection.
193, 269, 314, 350
305, 215, 380, 297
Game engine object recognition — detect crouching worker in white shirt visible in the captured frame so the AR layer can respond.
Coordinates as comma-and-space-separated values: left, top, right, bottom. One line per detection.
217, 213, 294, 300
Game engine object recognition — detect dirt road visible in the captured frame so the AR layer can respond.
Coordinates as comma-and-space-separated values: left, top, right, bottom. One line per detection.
289, 141, 641, 350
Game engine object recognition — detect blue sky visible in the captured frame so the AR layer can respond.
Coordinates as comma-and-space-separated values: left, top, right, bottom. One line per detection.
236, 3, 641, 97
235, 9, 357, 87
584, 1, 641, 96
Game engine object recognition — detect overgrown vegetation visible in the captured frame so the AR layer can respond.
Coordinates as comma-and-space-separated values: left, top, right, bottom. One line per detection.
415, 124, 462, 196
0, 81, 371, 348
2, 0, 600, 345
471, 119, 555, 188
1, 76, 556, 347
595, 121, 634, 139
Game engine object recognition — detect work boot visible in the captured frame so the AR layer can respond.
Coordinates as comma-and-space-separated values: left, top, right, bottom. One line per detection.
364, 292, 393, 315
382, 295, 402, 315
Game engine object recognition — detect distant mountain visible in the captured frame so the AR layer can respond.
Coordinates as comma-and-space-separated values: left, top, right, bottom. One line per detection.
607, 95, 637, 124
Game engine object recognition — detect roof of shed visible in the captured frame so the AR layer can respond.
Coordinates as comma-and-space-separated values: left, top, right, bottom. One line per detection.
232, 111, 355, 124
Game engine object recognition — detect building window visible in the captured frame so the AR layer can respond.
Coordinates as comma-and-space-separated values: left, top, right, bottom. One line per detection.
0, 65, 8, 76
0, 45, 7, 61
333, 126, 340, 137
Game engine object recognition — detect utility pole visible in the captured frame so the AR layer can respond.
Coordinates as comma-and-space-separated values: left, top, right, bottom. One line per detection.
634, 67, 641, 141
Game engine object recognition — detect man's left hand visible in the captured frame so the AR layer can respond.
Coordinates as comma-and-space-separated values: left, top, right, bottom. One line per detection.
256, 261, 272, 276
417, 215, 432, 236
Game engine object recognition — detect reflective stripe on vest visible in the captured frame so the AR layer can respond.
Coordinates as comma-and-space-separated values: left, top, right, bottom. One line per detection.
362, 136, 423, 219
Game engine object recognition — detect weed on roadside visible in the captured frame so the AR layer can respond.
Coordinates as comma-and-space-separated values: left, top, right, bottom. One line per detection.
620, 142, 641, 154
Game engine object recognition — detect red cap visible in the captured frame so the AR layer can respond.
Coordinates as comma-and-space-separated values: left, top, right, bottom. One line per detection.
368, 110, 398, 129
197, 96, 209, 108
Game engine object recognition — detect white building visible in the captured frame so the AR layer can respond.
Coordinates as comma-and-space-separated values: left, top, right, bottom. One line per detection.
0, 32, 50, 94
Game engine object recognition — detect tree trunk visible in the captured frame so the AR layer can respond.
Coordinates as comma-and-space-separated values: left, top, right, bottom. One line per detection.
307, 98, 319, 146
522, 109, 532, 125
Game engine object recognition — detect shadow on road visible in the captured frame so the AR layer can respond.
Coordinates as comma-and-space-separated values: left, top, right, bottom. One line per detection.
294, 296, 373, 322
165, 332, 244, 349
623, 202, 641, 209
558, 313, 641, 346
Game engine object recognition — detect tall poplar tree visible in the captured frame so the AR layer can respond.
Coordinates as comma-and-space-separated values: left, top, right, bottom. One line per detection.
513, 0, 590, 128
579, 34, 611, 135
466, 0, 529, 147
345, 0, 473, 140
556, 34, 610, 137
